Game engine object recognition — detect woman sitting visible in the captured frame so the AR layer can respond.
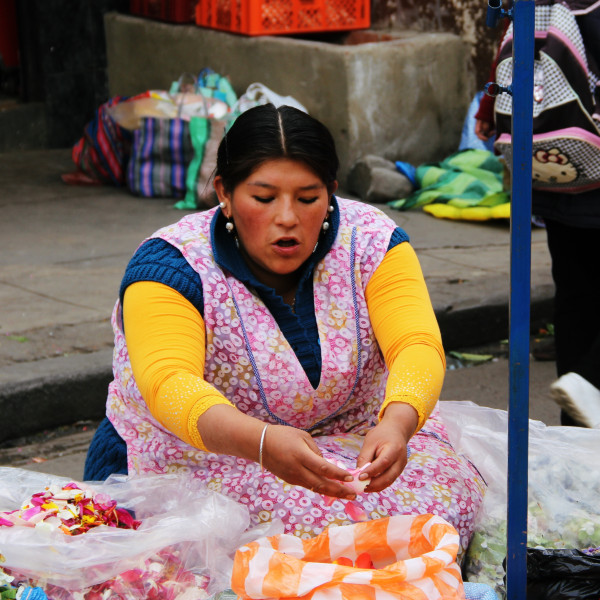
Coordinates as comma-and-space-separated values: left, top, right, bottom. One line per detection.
85, 104, 485, 558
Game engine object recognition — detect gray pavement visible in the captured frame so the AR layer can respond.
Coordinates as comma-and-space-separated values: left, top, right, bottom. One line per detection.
0, 148, 562, 481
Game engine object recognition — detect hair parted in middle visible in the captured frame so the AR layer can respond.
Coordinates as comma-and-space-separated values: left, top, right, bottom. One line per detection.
215, 104, 339, 195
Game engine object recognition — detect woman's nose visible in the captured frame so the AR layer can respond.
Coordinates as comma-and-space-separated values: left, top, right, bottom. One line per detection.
276, 199, 299, 226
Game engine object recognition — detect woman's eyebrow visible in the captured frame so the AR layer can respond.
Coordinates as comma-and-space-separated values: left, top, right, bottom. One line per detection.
246, 181, 276, 189
247, 181, 324, 190
299, 184, 324, 191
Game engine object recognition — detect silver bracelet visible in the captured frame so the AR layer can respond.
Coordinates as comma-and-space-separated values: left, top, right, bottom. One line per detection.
259, 424, 269, 471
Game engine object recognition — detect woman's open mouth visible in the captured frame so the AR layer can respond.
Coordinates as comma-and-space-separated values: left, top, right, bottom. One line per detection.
276, 239, 298, 247
273, 238, 300, 255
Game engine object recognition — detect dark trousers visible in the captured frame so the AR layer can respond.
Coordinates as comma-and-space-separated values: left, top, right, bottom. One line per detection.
545, 219, 600, 392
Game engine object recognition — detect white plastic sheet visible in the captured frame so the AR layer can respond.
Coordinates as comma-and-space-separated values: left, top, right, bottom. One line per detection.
0, 469, 256, 594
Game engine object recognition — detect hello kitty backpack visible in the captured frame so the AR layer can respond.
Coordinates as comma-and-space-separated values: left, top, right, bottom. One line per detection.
493, 0, 600, 193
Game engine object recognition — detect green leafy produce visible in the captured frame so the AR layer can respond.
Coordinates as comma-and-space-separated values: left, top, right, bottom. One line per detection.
464, 453, 600, 598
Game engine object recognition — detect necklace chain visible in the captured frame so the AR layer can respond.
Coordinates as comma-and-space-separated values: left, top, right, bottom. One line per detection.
282, 290, 296, 313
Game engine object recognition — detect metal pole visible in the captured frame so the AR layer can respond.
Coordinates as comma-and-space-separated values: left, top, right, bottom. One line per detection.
506, 1, 535, 597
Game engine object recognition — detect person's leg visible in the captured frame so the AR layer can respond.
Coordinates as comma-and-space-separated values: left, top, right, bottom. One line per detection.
545, 219, 600, 375
574, 329, 600, 390
545, 219, 600, 426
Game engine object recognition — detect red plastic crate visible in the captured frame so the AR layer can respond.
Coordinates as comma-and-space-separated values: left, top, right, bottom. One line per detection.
130, 0, 197, 23
196, 0, 370, 36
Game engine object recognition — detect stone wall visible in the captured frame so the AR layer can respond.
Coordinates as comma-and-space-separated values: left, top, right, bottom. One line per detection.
105, 13, 475, 186
371, 0, 506, 88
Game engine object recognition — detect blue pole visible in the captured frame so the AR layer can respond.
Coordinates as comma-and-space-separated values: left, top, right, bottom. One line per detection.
506, 1, 535, 597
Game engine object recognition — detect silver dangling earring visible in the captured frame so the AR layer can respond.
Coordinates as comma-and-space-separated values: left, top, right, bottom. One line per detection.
321, 204, 334, 231
225, 218, 239, 248
220, 202, 235, 236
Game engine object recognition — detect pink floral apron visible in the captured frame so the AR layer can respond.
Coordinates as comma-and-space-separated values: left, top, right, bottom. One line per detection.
106, 198, 485, 559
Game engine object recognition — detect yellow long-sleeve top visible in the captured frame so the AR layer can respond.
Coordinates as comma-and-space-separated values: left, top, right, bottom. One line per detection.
123, 242, 445, 451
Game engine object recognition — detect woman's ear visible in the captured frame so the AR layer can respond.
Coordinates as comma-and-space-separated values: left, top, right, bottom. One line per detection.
214, 176, 230, 215
329, 180, 339, 197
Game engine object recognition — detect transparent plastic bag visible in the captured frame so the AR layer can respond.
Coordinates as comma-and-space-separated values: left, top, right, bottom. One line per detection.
0, 468, 251, 596
233, 83, 307, 115
439, 401, 600, 598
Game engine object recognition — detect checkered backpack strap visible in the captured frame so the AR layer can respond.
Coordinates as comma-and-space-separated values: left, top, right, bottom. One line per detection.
494, 0, 600, 193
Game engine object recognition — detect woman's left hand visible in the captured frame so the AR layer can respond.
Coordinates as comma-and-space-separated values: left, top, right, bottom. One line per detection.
355, 402, 418, 492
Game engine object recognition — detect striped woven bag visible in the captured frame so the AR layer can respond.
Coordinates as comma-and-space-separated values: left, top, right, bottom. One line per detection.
232, 514, 465, 600
127, 116, 194, 199
71, 96, 133, 186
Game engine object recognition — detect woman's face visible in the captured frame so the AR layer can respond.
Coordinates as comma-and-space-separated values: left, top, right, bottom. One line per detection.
215, 158, 337, 291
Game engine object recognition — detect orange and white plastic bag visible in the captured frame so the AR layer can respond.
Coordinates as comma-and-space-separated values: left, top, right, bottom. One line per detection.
232, 514, 466, 600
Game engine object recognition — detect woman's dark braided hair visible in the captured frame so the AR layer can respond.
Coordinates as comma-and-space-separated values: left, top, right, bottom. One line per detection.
216, 104, 339, 195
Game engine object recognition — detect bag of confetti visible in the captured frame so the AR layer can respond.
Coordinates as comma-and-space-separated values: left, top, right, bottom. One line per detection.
231, 513, 466, 600
0, 468, 252, 597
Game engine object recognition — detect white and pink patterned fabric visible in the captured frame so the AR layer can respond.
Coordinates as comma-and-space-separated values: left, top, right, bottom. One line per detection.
106, 198, 485, 559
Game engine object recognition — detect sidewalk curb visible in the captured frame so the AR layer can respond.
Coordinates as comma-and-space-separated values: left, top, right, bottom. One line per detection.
0, 296, 554, 444
0, 351, 112, 444
438, 296, 553, 350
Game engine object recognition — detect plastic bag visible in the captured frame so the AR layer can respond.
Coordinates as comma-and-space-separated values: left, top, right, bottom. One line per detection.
0, 468, 250, 595
463, 582, 500, 600
526, 547, 600, 599
458, 92, 495, 153
106, 93, 231, 130
108, 70, 237, 131
232, 514, 465, 599
174, 115, 225, 211
439, 401, 600, 598
233, 82, 307, 115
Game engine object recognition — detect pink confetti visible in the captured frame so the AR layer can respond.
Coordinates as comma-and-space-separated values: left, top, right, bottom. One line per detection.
21, 506, 42, 521
0, 482, 141, 534
344, 501, 368, 522
347, 462, 371, 494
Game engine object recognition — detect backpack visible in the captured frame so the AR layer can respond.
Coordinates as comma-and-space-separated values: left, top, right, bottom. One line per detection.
493, 0, 600, 193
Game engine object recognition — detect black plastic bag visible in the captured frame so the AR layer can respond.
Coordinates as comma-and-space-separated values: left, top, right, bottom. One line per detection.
526, 548, 600, 599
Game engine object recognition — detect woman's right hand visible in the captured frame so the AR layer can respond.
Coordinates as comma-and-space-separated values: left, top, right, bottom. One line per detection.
198, 405, 356, 499
261, 425, 357, 500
